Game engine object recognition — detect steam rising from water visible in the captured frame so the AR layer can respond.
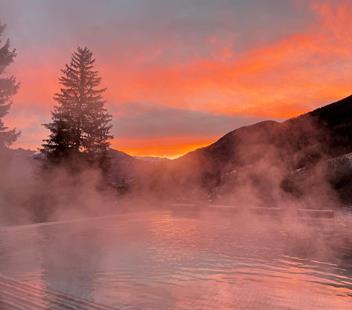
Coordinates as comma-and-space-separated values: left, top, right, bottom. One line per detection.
0, 115, 351, 308
0, 112, 349, 223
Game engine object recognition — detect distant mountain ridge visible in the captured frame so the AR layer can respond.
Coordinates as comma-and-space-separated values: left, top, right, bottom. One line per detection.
134, 156, 171, 162
160, 94, 352, 204
178, 94, 352, 165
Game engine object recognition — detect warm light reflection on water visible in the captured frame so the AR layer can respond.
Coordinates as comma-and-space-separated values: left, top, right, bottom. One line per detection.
0, 209, 351, 309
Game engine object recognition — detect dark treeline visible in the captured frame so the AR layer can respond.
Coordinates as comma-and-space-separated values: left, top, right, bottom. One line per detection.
0, 23, 113, 165
0, 23, 33, 224
0, 24, 118, 224
0, 23, 19, 150
34, 47, 116, 222
42, 47, 113, 171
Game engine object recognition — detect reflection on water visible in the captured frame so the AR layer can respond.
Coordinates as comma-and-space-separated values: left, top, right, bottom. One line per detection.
0, 209, 351, 309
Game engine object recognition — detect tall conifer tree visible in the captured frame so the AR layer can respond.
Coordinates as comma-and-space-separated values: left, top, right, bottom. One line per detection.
42, 47, 113, 166
0, 23, 19, 148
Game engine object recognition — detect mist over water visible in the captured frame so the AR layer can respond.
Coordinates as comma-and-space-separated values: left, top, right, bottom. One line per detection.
0, 208, 351, 309
0, 112, 351, 309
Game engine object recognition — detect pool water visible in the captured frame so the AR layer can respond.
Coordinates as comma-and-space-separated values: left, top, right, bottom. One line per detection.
0, 209, 351, 309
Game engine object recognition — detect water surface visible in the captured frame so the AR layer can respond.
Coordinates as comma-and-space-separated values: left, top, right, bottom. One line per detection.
0, 209, 351, 309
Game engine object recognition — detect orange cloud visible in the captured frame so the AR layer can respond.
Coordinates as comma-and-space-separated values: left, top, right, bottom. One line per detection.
98, 0, 352, 120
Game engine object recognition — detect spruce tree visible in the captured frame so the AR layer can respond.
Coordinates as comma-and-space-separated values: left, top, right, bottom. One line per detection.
42, 47, 113, 167
0, 23, 19, 149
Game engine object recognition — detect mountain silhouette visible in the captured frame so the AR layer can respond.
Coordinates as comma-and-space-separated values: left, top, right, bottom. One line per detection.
158, 95, 352, 205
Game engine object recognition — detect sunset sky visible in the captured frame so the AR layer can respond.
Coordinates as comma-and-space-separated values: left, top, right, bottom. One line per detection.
1, 0, 352, 158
